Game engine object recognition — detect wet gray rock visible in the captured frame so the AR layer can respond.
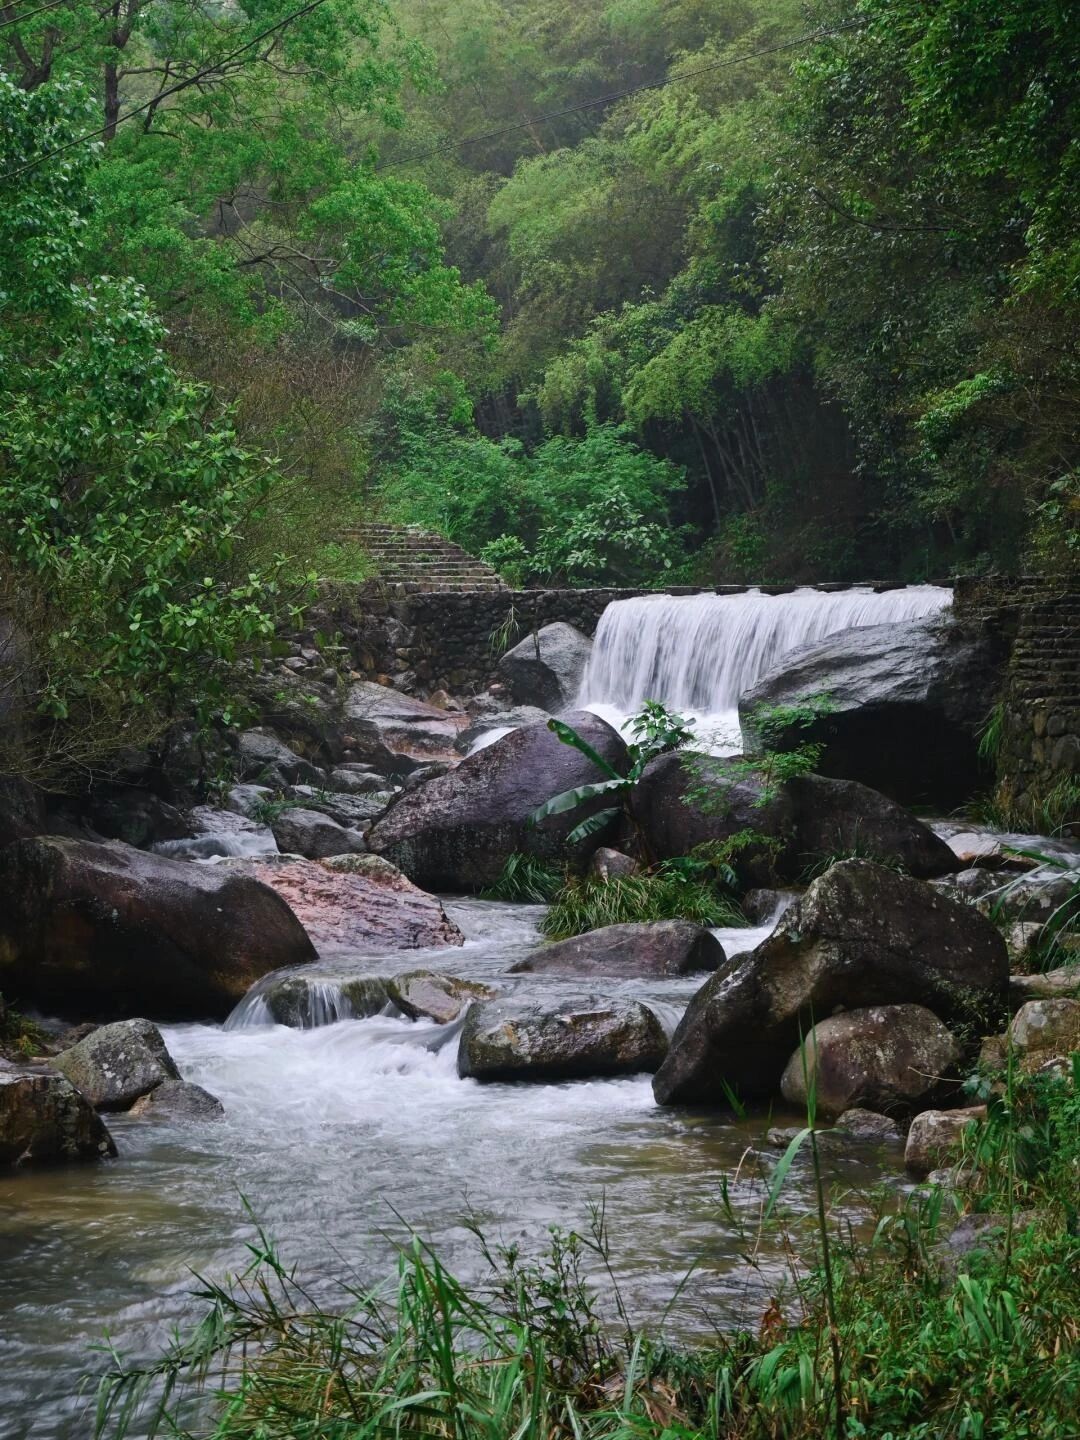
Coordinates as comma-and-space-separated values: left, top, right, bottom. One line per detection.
633, 754, 959, 888
832, 1107, 904, 1143
387, 972, 496, 1024
495, 623, 592, 711
328, 768, 389, 795
587, 847, 641, 881
236, 729, 321, 787
283, 786, 388, 828
1009, 966, 1080, 1004
367, 712, 629, 891
225, 784, 274, 820
399, 761, 457, 794
741, 889, 795, 925
0, 837, 316, 1020
270, 808, 367, 860
458, 997, 667, 1083
155, 805, 277, 860
87, 789, 193, 850
128, 1079, 224, 1121
0, 1063, 118, 1167
780, 1004, 962, 1118
653, 860, 1008, 1106
738, 613, 1003, 806
905, 1105, 986, 1178
52, 1018, 180, 1111
511, 921, 725, 979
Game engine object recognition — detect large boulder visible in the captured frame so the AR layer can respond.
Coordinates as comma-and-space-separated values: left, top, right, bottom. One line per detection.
653, 859, 1008, 1106
496, 623, 593, 711
738, 614, 1004, 806
633, 754, 959, 887
0, 837, 316, 1020
1008, 998, 1080, 1055
343, 682, 467, 773
0, 1062, 117, 1167
235, 729, 321, 788
231, 856, 464, 955
367, 712, 629, 891
456, 707, 550, 756
905, 1105, 986, 1178
458, 997, 667, 1083
511, 921, 725, 979
780, 1004, 963, 1118
51, 1017, 180, 1111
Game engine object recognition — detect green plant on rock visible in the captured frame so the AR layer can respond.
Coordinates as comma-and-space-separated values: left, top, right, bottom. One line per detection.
532, 700, 695, 850
481, 853, 565, 903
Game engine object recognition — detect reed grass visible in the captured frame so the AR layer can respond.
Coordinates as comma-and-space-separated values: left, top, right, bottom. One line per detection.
540, 870, 745, 939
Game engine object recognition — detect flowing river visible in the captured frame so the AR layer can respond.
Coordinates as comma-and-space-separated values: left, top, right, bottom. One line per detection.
0, 898, 904, 1440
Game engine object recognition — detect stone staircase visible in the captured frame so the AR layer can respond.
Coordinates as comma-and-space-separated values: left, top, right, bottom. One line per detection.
346, 524, 507, 593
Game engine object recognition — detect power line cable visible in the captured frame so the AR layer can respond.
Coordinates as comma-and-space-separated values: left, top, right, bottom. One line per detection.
1, 0, 334, 181
375, 20, 865, 172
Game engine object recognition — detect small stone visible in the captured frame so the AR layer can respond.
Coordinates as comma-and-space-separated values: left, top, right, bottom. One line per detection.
128, 1079, 224, 1121
387, 972, 495, 1024
832, 1107, 903, 1143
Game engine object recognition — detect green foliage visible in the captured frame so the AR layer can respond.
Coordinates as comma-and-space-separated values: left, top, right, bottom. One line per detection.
0, 77, 292, 775
540, 867, 745, 938
0, 993, 47, 1060
481, 853, 565, 903
533, 701, 694, 845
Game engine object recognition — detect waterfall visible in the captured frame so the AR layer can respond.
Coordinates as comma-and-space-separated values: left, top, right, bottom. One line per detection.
578, 584, 952, 752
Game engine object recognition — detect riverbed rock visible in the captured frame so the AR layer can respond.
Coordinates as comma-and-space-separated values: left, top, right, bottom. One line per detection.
633, 754, 959, 888
832, 1107, 904, 1143
738, 614, 1003, 806
87, 789, 194, 850
236, 729, 321, 787
0, 837, 316, 1020
458, 997, 667, 1083
780, 1005, 963, 1118
905, 1105, 986, 1178
587, 847, 641, 881
511, 921, 725, 979
343, 682, 467, 773
495, 623, 592, 711
0, 1063, 118, 1167
51, 1018, 180, 1111
367, 712, 629, 891
232, 856, 464, 954
455, 706, 551, 755
283, 786, 390, 828
270, 808, 367, 860
250, 973, 391, 1028
155, 805, 278, 861
653, 860, 1008, 1106
1009, 966, 1080, 1003
387, 972, 496, 1024
1008, 997, 1080, 1054
128, 1078, 224, 1121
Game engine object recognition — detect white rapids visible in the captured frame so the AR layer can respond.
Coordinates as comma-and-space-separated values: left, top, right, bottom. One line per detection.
579, 584, 952, 751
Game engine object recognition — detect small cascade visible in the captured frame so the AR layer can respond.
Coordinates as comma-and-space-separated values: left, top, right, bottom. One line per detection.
224, 976, 364, 1030
578, 585, 951, 750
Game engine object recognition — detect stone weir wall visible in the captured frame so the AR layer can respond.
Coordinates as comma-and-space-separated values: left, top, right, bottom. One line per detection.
324, 578, 944, 698
954, 574, 1080, 818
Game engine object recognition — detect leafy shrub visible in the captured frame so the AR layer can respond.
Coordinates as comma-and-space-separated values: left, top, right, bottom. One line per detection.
481, 853, 565, 903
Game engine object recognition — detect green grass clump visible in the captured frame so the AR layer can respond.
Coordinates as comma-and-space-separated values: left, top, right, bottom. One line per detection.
0, 993, 46, 1059
481, 853, 565, 903
540, 869, 745, 939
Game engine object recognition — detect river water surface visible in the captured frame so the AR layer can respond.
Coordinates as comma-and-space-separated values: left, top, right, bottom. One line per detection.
0, 900, 903, 1440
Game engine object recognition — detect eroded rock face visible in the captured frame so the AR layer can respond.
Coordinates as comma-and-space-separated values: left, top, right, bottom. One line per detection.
52, 1018, 180, 1111
653, 860, 1008, 1106
387, 972, 495, 1024
343, 682, 467, 773
458, 997, 667, 1083
236, 730, 321, 788
0, 838, 316, 1020
633, 754, 958, 887
0, 1063, 117, 1167
738, 614, 1003, 806
511, 922, 725, 979
455, 707, 550, 755
780, 1005, 963, 1118
367, 712, 628, 891
496, 623, 592, 711
905, 1105, 986, 1178
234, 856, 464, 954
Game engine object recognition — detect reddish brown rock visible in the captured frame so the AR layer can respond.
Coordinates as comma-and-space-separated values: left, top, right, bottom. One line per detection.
237, 856, 464, 955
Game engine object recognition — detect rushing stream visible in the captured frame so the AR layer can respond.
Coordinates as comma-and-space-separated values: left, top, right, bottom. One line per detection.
0, 898, 902, 1440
